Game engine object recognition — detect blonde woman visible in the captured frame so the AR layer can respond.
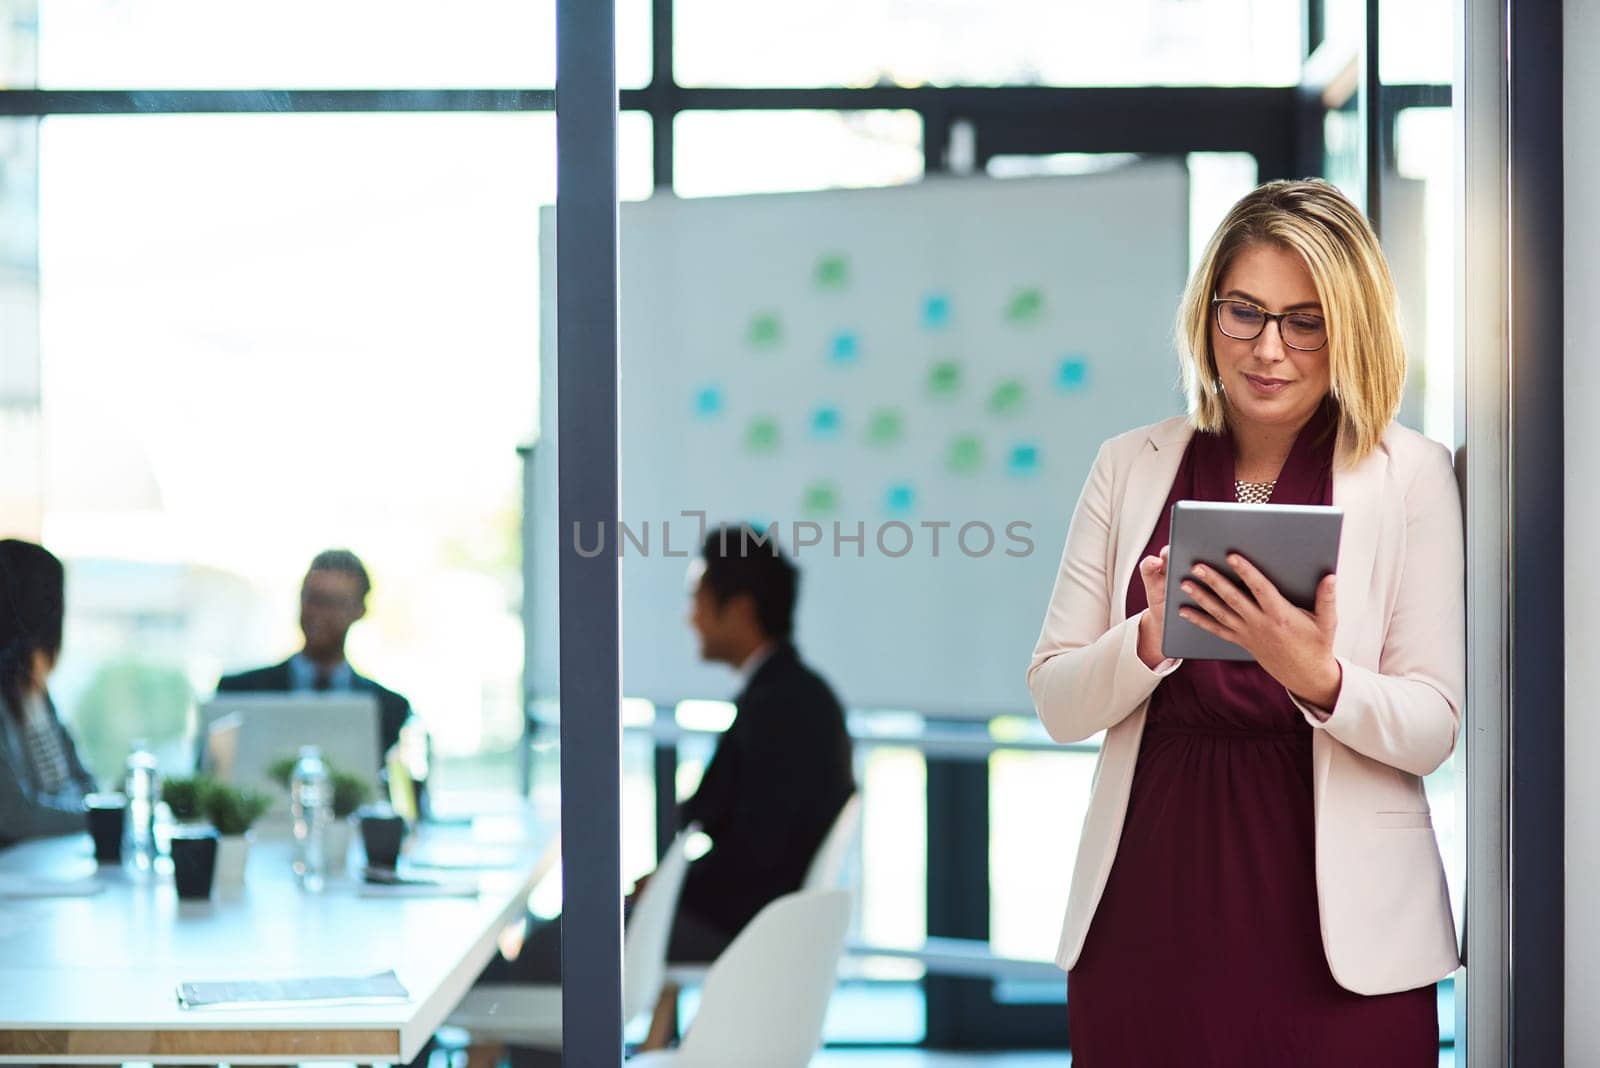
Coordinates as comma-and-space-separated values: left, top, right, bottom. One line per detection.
1028, 179, 1460, 1064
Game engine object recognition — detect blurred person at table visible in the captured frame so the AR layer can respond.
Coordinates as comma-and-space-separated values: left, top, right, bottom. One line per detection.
216, 548, 420, 770
0, 539, 97, 845
482, 523, 855, 979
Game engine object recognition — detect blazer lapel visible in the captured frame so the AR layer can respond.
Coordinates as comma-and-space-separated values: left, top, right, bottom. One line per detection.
1111, 419, 1193, 625
1330, 437, 1386, 661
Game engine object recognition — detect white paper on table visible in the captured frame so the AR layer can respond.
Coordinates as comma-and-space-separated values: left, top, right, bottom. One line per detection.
176, 969, 411, 1010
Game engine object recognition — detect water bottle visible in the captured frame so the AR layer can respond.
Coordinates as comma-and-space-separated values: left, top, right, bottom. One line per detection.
122, 740, 160, 876
289, 745, 331, 892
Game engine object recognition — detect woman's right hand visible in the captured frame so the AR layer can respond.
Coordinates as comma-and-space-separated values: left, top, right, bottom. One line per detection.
1136, 545, 1171, 669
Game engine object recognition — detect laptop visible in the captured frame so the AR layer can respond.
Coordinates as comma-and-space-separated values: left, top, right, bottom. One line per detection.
198, 693, 382, 820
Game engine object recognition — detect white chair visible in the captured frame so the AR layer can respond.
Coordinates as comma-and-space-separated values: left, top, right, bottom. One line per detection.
445, 825, 696, 1049
664, 791, 861, 989
800, 791, 862, 892
629, 889, 851, 1068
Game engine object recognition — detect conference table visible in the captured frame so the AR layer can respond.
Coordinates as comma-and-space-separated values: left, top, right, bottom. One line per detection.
0, 803, 556, 1065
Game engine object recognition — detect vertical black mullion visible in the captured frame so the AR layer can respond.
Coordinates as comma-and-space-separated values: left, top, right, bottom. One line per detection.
923, 757, 991, 1049
1506, 0, 1564, 1060
556, 0, 624, 1062
650, 0, 675, 190
922, 106, 950, 175
653, 706, 679, 862
1304, 0, 1325, 56
1362, 0, 1382, 231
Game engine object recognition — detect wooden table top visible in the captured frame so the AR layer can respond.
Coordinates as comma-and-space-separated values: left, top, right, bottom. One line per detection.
0, 803, 556, 1064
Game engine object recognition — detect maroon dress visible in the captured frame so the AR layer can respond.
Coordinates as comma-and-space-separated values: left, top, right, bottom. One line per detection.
1065, 409, 1438, 1066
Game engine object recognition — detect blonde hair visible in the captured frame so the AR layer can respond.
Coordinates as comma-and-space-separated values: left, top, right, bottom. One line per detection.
1176, 179, 1405, 462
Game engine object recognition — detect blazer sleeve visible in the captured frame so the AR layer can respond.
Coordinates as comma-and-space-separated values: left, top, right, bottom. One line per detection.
678, 725, 735, 839
1028, 440, 1181, 744
1292, 442, 1464, 776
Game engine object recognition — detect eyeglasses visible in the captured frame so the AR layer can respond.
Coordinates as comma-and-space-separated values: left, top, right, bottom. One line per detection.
1211, 298, 1328, 352
301, 590, 360, 612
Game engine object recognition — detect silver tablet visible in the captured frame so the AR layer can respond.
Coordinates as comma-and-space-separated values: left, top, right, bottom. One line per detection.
1161, 500, 1343, 662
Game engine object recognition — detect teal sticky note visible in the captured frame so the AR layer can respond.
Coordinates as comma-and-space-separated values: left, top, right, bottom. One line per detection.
884, 483, 915, 515
694, 386, 723, 418
1058, 357, 1089, 391
811, 406, 841, 438
1009, 443, 1040, 475
922, 294, 951, 330
830, 332, 860, 364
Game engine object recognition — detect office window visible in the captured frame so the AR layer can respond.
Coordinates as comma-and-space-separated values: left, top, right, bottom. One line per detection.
673, 110, 923, 198
676, 0, 1300, 89
33, 112, 647, 785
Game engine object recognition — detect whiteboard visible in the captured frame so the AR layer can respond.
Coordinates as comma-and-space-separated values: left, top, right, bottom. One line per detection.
529, 162, 1189, 716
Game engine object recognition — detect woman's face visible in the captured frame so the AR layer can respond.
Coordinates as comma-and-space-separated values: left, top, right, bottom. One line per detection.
1210, 242, 1331, 436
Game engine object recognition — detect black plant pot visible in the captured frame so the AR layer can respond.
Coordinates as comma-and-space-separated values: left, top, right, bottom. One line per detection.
170, 829, 219, 900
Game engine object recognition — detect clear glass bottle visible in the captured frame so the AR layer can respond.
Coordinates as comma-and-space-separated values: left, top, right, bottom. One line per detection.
122, 739, 160, 876
289, 745, 331, 892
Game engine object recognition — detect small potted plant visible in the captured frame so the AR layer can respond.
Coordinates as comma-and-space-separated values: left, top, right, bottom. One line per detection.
326, 770, 374, 875
200, 781, 272, 889
161, 775, 208, 826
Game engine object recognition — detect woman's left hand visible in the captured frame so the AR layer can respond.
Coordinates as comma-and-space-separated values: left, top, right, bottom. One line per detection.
1178, 553, 1343, 710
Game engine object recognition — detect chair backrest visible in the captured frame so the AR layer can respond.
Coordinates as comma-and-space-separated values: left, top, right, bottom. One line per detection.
621, 824, 696, 1023
802, 792, 862, 891
674, 889, 851, 1068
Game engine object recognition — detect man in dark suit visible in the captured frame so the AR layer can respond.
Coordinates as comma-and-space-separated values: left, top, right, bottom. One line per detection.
216, 549, 416, 766
671, 523, 856, 955
483, 522, 854, 984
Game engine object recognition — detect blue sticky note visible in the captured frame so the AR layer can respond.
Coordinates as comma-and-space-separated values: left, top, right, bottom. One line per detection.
694, 386, 723, 417
1057, 357, 1089, 391
1009, 443, 1040, 475
885, 483, 916, 515
922, 294, 951, 330
811, 406, 841, 438
830, 332, 860, 364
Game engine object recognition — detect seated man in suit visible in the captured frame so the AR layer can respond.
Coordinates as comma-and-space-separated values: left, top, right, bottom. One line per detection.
216, 549, 417, 769
670, 522, 856, 959
485, 522, 855, 981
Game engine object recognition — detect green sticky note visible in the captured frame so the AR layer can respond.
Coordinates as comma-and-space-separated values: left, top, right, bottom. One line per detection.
745, 417, 781, 454
947, 434, 984, 474
815, 254, 850, 290
928, 360, 962, 397
746, 312, 782, 349
1005, 288, 1044, 324
802, 480, 840, 516
866, 408, 905, 447
988, 378, 1026, 415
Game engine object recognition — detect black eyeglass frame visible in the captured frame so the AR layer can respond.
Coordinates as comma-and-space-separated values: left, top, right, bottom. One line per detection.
1210, 297, 1330, 352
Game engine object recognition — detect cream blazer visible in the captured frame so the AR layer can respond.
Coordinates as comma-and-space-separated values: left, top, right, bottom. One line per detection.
1027, 415, 1462, 996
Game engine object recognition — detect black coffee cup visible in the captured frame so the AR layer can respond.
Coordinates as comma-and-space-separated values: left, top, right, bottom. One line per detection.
170, 829, 219, 900
358, 808, 406, 871
84, 793, 127, 864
